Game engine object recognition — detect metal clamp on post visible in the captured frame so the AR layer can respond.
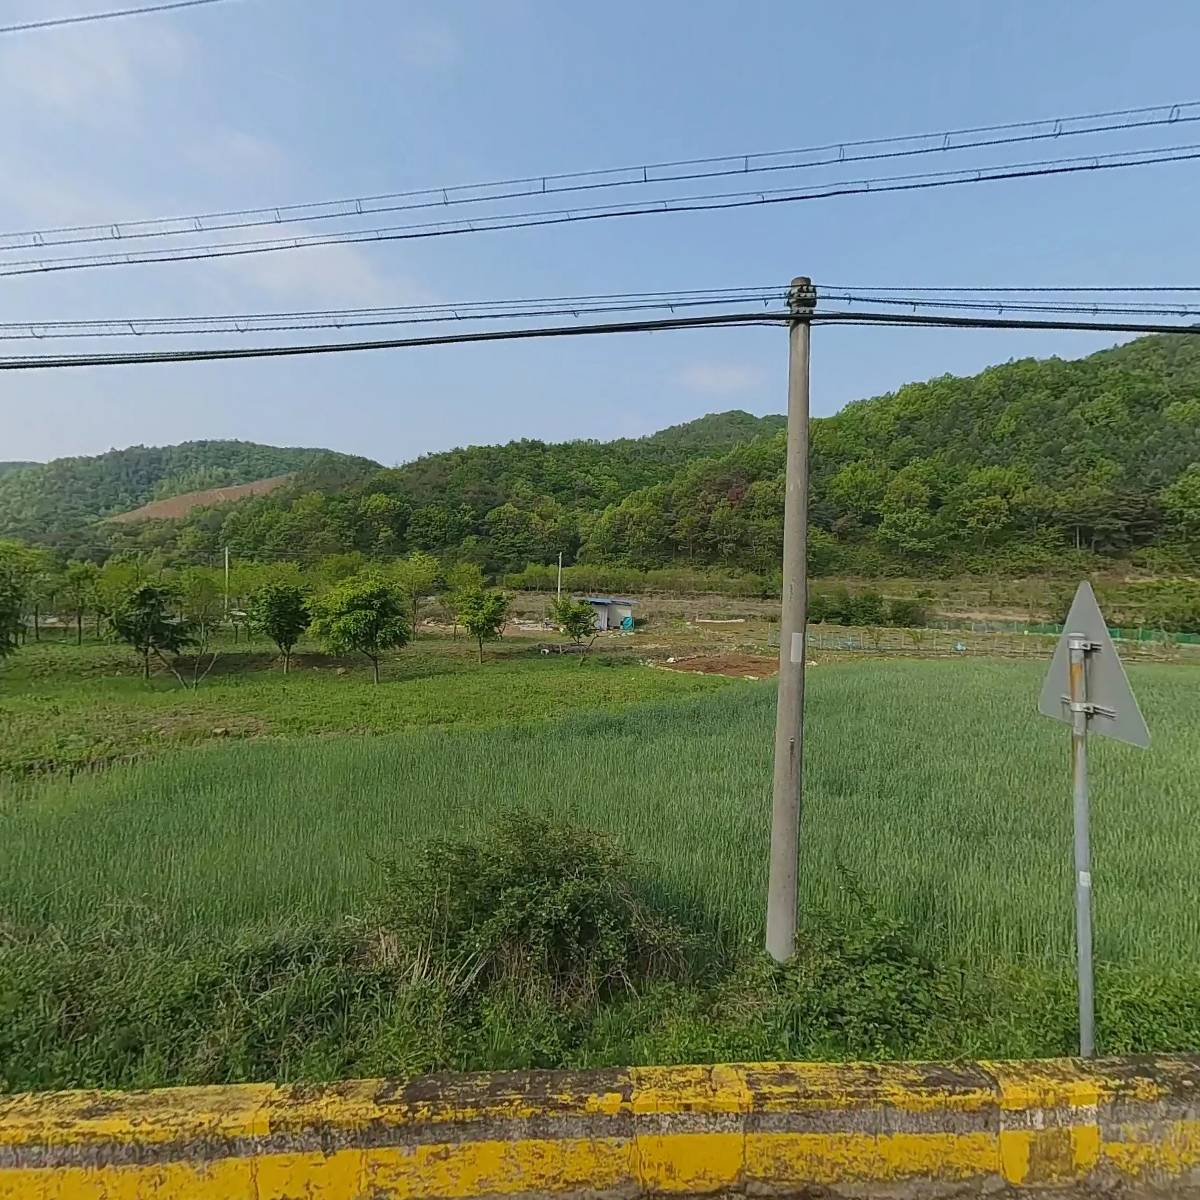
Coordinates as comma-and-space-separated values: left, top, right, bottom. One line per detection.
787, 279, 816, 314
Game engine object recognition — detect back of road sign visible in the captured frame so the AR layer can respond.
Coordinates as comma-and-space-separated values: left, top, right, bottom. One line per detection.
1038, 581, 1150, 748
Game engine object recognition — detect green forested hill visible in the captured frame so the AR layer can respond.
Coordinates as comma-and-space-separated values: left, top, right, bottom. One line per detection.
27, 337, 1200, 576
97, 411, 789, 564
369, 410, 785, 511
587, 335, 1200, 574
0, 462, 37, 477
0, 441, 377, 548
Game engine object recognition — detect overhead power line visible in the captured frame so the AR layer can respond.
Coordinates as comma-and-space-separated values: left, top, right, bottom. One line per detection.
2, 309, 1199, 372
0, 0, 232, 35
0, 312, 790, 369
818, 293, 1200, 318
0, 288, 794, 339
9, 285, 1200, 341
2, 101, 1196, 251
813, 310, 1200, 334
817, 283, 1200, 294
3, 143, 1198, 279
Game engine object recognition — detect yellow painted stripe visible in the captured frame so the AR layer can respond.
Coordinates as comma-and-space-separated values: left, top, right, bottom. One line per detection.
744, 1131, 999, 1187
2, 1058, 1199, 1198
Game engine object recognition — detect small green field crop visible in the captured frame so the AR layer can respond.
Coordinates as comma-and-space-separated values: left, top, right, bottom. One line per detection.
4, 657, 1197, 967
2, 645, 1199, 1089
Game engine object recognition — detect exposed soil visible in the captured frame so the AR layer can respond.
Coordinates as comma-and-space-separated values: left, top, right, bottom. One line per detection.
107, 474, 293, 522
656, 653, 778, 679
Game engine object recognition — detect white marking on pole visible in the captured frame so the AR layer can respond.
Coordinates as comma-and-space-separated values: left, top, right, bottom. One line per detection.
790, 632, 805, 663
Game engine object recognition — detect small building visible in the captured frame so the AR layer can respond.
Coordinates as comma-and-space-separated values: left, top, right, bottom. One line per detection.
583, 596, 636, 632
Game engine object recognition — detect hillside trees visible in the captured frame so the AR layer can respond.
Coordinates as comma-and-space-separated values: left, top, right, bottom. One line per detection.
0, 442, 374, 545
1161, 466, 1200, 542
12, 338, 1200, 577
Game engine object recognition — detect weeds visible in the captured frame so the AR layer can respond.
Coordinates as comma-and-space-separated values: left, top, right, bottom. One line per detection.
2, 816, 1198, 1094
372, 811, 693, 1003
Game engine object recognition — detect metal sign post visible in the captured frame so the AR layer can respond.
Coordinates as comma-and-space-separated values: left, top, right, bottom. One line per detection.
1038, 581, 1149, 1056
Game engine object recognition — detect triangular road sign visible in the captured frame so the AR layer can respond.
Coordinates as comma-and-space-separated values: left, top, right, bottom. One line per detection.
1038, 581, 1150, 748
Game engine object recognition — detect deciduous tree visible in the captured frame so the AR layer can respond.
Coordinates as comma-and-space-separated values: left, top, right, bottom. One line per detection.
455, 588, 511, 663
310, 573, 409, 683
62, 561, 100, 645
109, 583, 196, 682
247, 582, 309, 672
549, 595, 598, 661
0, 566, 23, 661
390, 551, 440, 639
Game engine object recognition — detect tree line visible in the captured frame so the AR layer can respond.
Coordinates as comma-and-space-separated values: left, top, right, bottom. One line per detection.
79, 337, 1200, 581
0, 540, 604, 682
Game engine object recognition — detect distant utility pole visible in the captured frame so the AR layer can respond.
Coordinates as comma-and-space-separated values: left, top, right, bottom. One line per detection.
223, 546, 230, 621
766, 276, 816, 963
557, 551, 563, 599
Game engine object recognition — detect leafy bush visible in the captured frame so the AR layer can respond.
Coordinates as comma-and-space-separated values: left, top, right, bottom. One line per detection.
847, 589, 886, 626
372, 811, 691, 1005
887, 598, 928, 627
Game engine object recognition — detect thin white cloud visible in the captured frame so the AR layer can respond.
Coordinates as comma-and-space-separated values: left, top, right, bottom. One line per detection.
0, 12, 435, 329
677, 363, 766, 395
0, 21, 190, 122
217, 237, 434, 307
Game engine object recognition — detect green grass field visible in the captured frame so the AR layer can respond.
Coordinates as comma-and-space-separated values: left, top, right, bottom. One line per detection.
3, 642, 1199, 1088
0, 636, 722, 776
4, 655, 1196, 969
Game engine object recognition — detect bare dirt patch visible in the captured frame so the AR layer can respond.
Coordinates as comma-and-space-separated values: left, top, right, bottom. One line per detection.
656, 653, 778, 679
146, 714, 269, 744
107, 474, 293, 522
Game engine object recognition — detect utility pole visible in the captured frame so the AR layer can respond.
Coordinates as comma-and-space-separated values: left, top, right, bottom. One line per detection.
766, 276, 816, 963
223, 546, 230, 621
557, 551, 563, 599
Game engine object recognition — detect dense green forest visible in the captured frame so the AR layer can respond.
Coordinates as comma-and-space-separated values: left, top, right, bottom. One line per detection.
91, 412, 788, 566
0, 441, 376, 548
10, 337, 1200, 578
585, 335, 1200, 576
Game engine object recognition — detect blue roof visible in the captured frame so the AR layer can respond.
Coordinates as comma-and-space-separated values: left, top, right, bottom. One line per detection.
583, 596, 635, 605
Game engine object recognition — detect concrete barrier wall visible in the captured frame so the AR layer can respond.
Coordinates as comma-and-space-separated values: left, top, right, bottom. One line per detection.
1, 1056, 1198, 1198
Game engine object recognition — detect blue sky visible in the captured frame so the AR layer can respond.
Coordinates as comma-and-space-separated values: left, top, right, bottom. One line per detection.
2, 0, 1199, 464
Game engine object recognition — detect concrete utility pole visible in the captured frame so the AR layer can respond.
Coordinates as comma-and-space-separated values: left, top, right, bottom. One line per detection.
557, 551, 563, 599
766, 277, 816, 963
223, 546, 231, 621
